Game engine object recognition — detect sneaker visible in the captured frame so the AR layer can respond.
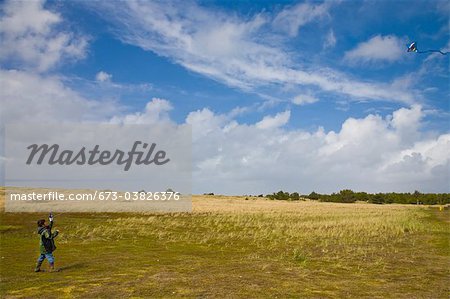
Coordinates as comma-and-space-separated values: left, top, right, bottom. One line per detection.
49, 268, 61, 272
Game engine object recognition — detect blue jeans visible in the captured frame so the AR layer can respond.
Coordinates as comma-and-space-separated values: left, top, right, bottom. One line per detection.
37, 253, 54, 264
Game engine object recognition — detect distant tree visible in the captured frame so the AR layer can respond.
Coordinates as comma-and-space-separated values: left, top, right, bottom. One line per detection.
437, 194, 450, 205
290, 192, 300, 201
308, 191, 320, 200
266, 191, 303, 201
275, 190, 290, 200
339, 189, 356, 203
264, 189, 449, 205
368, 193, 384, 204
354, 192, 368, 202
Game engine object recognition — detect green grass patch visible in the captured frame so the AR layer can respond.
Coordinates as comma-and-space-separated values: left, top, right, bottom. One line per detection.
1, 201, 449, 298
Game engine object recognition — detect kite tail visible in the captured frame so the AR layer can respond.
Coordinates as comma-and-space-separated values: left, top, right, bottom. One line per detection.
417, 49, 449, 55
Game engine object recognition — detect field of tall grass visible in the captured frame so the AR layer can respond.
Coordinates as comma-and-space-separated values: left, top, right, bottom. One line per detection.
1, 191, 449, 298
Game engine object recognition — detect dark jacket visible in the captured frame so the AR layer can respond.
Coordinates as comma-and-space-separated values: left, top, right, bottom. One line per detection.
38, 221, 58, 254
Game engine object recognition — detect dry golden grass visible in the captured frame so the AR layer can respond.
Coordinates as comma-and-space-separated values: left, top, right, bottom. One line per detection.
1, 187, 449, 298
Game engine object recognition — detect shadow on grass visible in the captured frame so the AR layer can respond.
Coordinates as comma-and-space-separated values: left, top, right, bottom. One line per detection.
58, 262, 86, 271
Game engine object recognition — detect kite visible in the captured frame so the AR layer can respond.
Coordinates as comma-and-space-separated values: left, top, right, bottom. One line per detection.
407, 42, 449, 55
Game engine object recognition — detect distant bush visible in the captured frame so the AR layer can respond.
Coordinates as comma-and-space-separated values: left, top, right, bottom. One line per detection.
368, 193, 384, 204
266, 191, 303, 201
308, 191, 320, 200
290, 192, 300, 201
339, 189, 356, 203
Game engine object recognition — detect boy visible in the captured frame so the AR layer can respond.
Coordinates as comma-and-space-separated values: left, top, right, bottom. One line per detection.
35, 213, 59, 272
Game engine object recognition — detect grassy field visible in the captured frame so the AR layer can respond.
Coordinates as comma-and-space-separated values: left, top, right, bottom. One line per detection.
1, 193, 449, 298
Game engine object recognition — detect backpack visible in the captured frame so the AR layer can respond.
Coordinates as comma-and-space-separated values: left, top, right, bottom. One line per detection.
41, 228, 57, 253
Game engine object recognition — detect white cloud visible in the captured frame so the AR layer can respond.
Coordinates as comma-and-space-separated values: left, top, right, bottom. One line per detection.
344, 35, 404, 64
256, 111, 290, 129
390, 104, 422, 143
1, 69, 447, 193
95, 71, 112, 82
323, 29, 336, 49
83, 1, 417, 105
0, 0, 87, 72
109, 98, 173, 125
0, 1, 116, 126
273, 2, 332, 37
292, 94, 319, 106
0, 69, 120, 123
181, 103, 449, 194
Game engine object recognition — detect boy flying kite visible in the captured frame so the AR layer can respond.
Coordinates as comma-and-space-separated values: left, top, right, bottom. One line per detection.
35, 213, 59, 272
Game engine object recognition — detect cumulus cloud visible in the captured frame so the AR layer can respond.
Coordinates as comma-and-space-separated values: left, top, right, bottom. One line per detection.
186, 108, 228, 140
82, 1, 416, 105
0, 69, 120, 123
0, 0, 118, 140
0, 0, 88, 72
390, 105, 422, 143
182, 103, 449, 194
256, 111, 290, 129
292, 94, 319, 106
109, 98, 173, 125
1, 67, 447, 194
344, 35, 404, 64
95, 71, 112, 82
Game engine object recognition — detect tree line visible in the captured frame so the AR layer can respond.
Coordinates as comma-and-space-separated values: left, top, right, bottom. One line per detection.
265, 190, 450, 205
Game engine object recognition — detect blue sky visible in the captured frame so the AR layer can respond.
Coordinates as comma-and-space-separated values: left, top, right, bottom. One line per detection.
58, 0, 449, 132
1, 0, 449, 194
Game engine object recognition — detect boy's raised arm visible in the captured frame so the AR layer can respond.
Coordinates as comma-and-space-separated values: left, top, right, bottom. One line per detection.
48, 213, 54, 229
